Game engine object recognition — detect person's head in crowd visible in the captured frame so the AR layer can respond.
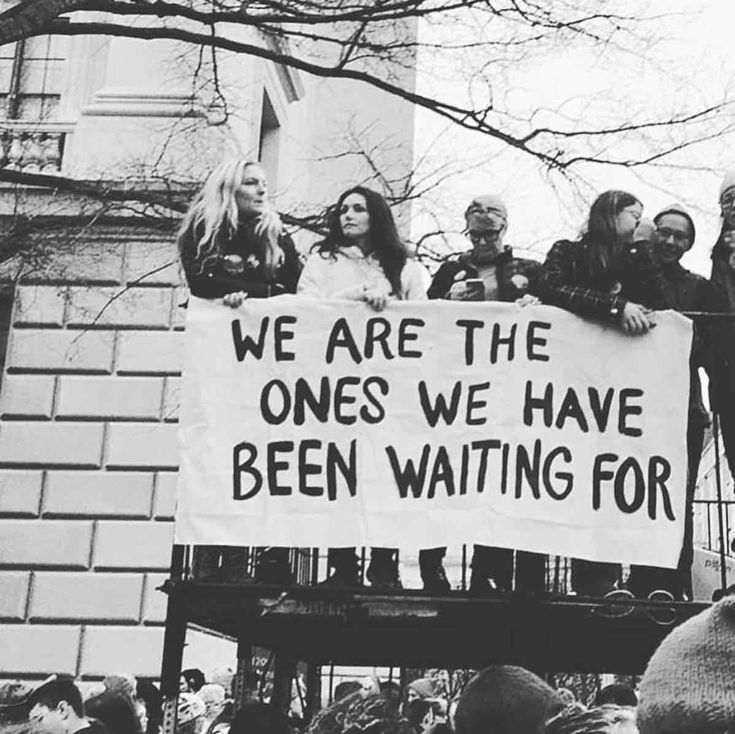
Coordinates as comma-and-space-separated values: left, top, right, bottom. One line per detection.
649, 204, 695, 267
555, 688, 577, 709
554, 688, 585, 717
308, 692, 412, 734
175, 692, 206, 734
135, 681, 161, 734
0, 680, 33, 727
380, 681, 402, 709
85, 691, 142, 734
583, 190, 643, 279
454, 665, 564, 734
27, 677, 93, 734
637, 594, 735, 733
543, 705, 637, 734
333, 682, 362, 703
177, 159, 285, 279
230, 703, 290, 734
403, 699, 435, 734
198, 684, 226, 727
594, 684, 637, 708
405, 679, 436, 704
712, 583, 735, 602
720, 170, 735, 230
210, 668, 235, 699
320, 186, 408, 297
181, 670, 206, 695
102, 676, 137, 703
359, 677, 381, 697
464, 195, 509, 261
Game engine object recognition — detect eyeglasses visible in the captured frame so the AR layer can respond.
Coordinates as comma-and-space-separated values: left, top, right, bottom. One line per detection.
467, 230, 501, 245
654, 227, 690, 244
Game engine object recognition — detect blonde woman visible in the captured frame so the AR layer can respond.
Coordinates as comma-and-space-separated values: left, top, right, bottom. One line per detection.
178, 159, 301, 304
179, 159, 301, 584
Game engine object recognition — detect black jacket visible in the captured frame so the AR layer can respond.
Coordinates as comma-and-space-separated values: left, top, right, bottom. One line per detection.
180, 220, 301, 299
428, 246, 540, 301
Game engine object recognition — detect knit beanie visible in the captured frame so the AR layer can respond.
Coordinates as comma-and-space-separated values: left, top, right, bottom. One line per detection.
407, 678, 436, 700
653, 204, 696, 245
454, 666, 563, 734
103, 673, 136, 701
465, 195, 508, 231
198, 683, 225, 707
637, 595, 735, 734
720, 170, 735, 201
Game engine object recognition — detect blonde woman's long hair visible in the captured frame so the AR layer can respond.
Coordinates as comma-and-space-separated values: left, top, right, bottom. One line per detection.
178, 159, 284, 277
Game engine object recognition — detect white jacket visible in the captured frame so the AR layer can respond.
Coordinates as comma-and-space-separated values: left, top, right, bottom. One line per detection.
297, 246, 428, 301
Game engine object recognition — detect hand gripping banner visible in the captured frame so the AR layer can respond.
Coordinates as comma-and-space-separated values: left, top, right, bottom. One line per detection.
175, 295, 691, 568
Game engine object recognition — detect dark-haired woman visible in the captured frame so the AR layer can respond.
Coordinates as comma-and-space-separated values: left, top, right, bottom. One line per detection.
179, 158, 302, 584
534, 190, 671, 598
298, 186, 426, 305
298, 186, 428, 588
535, 190, 668, 335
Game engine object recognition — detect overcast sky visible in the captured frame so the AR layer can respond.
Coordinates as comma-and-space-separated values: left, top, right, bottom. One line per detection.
411, 0, 735, 275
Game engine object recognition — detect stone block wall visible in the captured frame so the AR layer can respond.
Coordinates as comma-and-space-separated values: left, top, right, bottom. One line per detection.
0, 229, 183, 679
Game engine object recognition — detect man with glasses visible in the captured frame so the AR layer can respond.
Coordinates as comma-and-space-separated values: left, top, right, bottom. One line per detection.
428, 195, 539, 305
424, 194, 544, 595
27, 677, 107, 734
628, 204, 726, 603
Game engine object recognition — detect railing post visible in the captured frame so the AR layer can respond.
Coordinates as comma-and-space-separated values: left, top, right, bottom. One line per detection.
159, 547, 188, 734
713, 413, 729, 592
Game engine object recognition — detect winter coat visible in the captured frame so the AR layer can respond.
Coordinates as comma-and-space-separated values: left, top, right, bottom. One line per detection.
298, 245, 427, 300
179, 219, 301, 299
427, 246, 539, 302
533, 238, 671, 321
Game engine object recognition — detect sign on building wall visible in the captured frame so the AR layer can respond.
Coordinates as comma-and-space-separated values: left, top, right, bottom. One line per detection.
692, 547, 735, 601
175, 296, 691, 568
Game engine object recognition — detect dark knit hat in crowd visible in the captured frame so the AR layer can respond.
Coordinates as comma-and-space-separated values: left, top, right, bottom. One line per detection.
637, 594, 735, 734
454, 666, 564, 734
653, 204, 696, 246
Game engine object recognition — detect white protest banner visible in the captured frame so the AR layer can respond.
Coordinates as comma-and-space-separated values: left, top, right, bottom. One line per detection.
175, 296, 691, 567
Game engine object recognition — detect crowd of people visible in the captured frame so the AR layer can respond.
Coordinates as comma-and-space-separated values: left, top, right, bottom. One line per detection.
179, 157, 735, 606
1, 593, 734, 733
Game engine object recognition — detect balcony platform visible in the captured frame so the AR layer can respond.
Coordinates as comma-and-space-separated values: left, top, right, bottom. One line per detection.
161, 578, 708, 674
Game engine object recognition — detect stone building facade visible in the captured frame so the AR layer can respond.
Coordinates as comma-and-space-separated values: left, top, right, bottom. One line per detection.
0, 15, 417, 679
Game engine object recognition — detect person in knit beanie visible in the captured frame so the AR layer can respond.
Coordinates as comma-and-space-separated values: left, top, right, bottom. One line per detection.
405, 679, 436, 703
637, 594, 735, 733
454, 666, 564, 734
